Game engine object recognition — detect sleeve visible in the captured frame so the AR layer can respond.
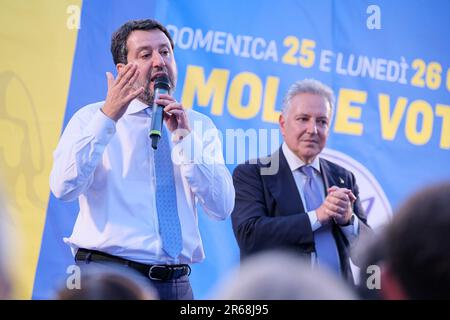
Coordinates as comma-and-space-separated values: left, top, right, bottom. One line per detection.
350, 172, 372, 236
231, 163, 314, 256
171, 116, 235, 220
339, 213, 359, 240
307, 210, 322, 231
343, 171, 374, 266
49, 107, 116, 201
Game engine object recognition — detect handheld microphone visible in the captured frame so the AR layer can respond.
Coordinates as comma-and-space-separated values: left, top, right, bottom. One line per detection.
149, 75, 171, 150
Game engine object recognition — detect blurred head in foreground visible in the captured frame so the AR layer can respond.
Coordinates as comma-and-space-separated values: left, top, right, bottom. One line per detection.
55, 263, 158, 300
379, 182, 450, 300
212, 250, 357, 300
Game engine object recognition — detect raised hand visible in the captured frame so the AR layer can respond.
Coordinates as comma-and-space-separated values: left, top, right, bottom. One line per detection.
101, 63, 144, 121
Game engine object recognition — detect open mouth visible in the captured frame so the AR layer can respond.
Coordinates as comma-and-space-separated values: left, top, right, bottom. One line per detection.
150, 72, 168, 82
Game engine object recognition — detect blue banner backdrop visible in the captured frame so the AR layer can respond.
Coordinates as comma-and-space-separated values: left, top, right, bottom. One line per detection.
34, 0, 450, 299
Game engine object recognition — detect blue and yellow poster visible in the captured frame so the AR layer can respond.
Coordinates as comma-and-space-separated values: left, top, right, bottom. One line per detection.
0, 0, 449, 299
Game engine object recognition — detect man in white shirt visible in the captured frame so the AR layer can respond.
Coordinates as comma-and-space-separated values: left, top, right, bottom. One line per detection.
50, 19, 235, 300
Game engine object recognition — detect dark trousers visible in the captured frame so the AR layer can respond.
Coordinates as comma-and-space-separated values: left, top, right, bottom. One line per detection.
147, 274, 193, 300
75, 259, 194, 300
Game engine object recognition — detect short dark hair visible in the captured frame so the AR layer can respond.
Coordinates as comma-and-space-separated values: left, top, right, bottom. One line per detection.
385, 182, 450, 299
111, 19, 174, 65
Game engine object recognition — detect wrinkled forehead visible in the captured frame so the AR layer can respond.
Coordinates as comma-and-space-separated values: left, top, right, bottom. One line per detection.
288, 93, 332, 117
126, 29, 172, 53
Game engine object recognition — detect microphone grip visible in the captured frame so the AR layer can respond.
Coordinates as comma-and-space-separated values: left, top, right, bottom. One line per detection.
149, 87, 168, 150
150, 105, 164, 150
151, 133, 160, 150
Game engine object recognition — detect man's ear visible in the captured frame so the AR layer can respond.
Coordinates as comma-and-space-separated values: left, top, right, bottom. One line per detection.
279, 114, 286, 136
380, 264, 408, 300
116, 63, 125, 73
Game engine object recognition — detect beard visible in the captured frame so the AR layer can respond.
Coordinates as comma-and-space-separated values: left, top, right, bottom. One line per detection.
138, 80, 153, 106
136, 70, 176, 106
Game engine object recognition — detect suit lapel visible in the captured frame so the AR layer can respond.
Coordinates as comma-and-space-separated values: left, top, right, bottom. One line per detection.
264, 148, 305, 215
320, 158, 341, 190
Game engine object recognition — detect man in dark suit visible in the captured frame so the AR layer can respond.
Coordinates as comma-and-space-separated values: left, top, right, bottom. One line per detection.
231, 79, 372, 282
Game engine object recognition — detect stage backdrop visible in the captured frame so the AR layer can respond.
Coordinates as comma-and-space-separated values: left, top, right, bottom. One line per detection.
1, 0, 449, 299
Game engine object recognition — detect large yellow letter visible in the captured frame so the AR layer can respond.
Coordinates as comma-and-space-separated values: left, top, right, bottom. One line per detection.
436, 104, 450, 149
405, 100, 433, 145
227, 72, 262, 119
262, 76, 280, 123
181, 65, 229, 115
378, 94, 408, 140
334, 88, 366, 135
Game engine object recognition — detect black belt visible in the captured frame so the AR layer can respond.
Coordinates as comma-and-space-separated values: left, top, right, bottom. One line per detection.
75, 248, 191, 281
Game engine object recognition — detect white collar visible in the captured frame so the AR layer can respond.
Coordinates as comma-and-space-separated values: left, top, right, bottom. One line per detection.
282, 143, 321, 173
125, 99, 150, 115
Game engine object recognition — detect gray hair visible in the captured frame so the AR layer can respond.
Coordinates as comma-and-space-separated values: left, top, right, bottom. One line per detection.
211, 250, 357, 300
282, 79, 335, 118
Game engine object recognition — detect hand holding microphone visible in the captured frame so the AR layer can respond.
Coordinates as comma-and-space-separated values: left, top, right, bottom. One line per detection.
150, 76, 191, 149
149, 76, 171, 149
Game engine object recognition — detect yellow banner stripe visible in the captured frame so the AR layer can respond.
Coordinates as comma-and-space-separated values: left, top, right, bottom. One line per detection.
0, 0, 82, 299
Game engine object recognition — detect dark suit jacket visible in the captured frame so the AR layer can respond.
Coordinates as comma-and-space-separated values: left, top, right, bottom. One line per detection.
231, 147, 372, 281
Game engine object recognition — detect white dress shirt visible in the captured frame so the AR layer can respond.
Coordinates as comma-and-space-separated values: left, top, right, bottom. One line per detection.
281, 143, 359, 238
50, 99, 235, 265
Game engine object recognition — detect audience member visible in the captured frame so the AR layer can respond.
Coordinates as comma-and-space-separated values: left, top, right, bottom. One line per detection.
211, 250, 357, 300
55, 263, 158, 300
379, 182, 450, 299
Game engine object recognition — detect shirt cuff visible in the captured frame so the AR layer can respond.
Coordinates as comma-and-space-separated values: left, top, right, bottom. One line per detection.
340, 213, 359, 238
307, 210, 322, 231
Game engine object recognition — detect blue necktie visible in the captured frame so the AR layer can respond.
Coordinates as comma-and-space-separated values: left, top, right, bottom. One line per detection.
147, 109, 183, 258
300, 165, 341, 275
